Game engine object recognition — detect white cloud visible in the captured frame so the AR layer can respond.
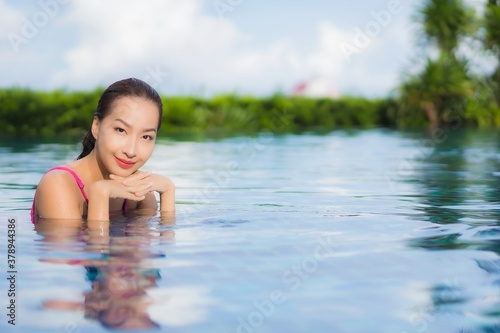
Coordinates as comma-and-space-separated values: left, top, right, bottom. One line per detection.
295, 15, 413, 97
0, 0, 74, 87
0, 1, 28, 75
53, 1, 402, 96
52, 0, 245, 92
0, 0, 23, 37
0, 0, 416, 97
305, 22, 351, 77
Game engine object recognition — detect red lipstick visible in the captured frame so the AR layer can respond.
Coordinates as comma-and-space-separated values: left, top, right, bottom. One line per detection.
115, 157, 135, 169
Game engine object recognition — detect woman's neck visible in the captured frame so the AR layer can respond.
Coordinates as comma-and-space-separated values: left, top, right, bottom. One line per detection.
71, 150, 109, 185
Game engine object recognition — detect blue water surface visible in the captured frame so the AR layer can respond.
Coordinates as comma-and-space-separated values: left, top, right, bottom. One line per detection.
0, 128, 499, 333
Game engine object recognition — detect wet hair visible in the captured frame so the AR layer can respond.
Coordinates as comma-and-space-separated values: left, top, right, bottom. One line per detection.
77, 78, 163, 160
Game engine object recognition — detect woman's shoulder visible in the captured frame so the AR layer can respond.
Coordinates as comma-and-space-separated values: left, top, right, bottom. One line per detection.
34, 165, 85, 219
38, 165, 80, 188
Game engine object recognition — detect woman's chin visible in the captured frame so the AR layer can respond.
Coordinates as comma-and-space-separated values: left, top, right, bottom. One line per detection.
111, 168, 136, 178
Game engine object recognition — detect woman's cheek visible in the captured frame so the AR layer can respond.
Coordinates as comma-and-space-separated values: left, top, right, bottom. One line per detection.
141, 142, 155, 159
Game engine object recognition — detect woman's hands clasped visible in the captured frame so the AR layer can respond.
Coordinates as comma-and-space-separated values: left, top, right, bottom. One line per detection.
87, 170, 175, 220
108, 171, 153, 200
109, 171, 173, 200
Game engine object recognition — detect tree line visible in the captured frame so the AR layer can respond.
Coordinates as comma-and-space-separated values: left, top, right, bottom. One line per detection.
0, 89, 401, 136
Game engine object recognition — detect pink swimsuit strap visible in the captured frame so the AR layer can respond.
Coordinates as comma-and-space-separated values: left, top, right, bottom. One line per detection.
50, 166, 90, 202
31, 166, 128, 222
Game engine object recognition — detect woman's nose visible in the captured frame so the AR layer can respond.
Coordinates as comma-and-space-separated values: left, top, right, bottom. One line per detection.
123, 138, 137, 158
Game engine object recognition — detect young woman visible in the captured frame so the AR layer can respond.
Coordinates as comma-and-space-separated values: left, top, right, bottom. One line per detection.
31, 78, 175, 222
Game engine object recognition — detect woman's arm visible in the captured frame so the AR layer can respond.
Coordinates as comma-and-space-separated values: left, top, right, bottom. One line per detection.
87, 182, 112, 221
159, 180, 175, 212
35, 171, 84, 220
87, 178, 152, 221
149, 174, 175, 212
110, 172, 175, 213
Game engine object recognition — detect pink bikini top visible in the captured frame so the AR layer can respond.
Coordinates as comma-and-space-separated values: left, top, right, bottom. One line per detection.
30, 166, 128, 223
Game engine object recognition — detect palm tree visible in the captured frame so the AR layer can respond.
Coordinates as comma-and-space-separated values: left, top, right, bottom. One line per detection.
400, 56, 473, 128
399, 0, 476, 127
418, 0, 476, 55
484, 0, 500, 106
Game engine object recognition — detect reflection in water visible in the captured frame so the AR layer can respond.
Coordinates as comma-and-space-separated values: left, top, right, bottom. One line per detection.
34, 213, 175, 330
408, 129, 500, 332
413, 129, 500, 229
416, 130, 468, 225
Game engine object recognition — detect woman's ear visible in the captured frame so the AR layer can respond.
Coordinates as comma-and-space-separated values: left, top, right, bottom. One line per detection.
91, 116, 99, 141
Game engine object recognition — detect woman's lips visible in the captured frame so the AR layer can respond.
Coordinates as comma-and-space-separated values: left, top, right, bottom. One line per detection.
115, 157, 135, 169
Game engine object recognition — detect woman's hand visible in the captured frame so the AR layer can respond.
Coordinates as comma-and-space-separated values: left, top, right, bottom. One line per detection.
109, 171, 153, 199
87, 171, 175, 222
91, 178, 151, 202
110, 171, 172, 196
110, 171, 175, 212
87, 173, 153, 221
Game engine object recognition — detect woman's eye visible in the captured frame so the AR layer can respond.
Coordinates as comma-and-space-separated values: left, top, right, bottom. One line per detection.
115, 127, 125, 133
143, 135, 154, 140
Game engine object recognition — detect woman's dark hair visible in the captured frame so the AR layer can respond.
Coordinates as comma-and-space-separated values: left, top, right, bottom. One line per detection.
77, 78, 163, 160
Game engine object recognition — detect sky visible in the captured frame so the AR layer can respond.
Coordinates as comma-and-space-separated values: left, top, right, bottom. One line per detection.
0, 0, 491, 98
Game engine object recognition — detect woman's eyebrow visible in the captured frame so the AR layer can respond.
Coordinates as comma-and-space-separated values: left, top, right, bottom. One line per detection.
115, 118, 157, 133
115, 118, 131, 128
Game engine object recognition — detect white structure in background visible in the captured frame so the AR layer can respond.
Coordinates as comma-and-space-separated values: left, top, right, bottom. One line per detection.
292, 76, 340, 99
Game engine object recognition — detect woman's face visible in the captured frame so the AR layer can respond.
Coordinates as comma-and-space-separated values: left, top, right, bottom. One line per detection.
91, 96, 159, 177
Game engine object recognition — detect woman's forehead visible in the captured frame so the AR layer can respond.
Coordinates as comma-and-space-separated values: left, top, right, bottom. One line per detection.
107, 96, 159, 125
111, 96, 157, 112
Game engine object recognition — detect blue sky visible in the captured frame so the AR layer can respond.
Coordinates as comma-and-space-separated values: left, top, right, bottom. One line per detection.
0, 0, 490, 98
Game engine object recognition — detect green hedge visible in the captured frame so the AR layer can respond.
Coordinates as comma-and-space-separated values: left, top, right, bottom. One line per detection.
0, 88, 102, 136
0, 88, 498, 137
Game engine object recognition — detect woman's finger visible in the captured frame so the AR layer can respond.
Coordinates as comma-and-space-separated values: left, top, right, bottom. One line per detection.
122, 171, 151, 185
122, 181, 153, 195
122, 177, 152, 188
125, 193, 146, 201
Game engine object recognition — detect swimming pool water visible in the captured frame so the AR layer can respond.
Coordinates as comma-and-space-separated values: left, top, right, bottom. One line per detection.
0, 128, 499, 332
